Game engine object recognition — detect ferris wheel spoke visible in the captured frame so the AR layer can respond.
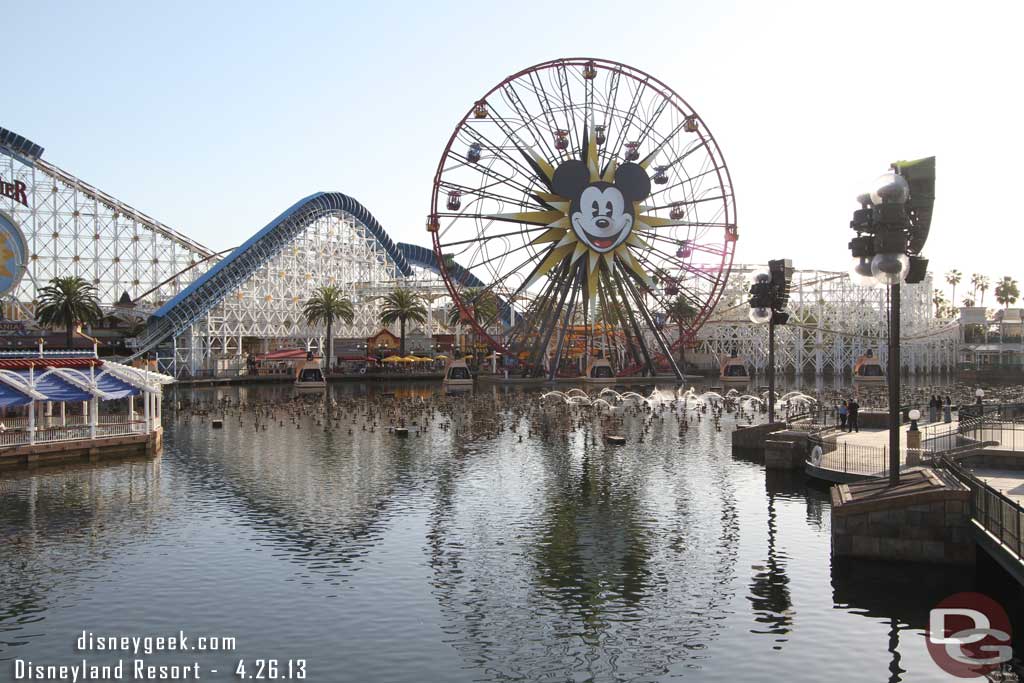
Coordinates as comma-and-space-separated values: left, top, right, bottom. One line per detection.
506, 276, 554, 350
603, 77, 646, 162
602, 273, 644, 368
520, 258, 573, 368
438, 179, 547, 213
685, 240, 727, 257
655, 153, 722, 208
639, 229, 719, 260
493, 87, 559, 169
460, 245, 551, 312
629, 97, 674, 158
438, 225, 549, 250
544, 261, 584, 380
652, 136, 710, 174
553, 62, 583, 157
610, 267, 656, 374
526, 71, 572, 165
448, 144, 548, 202
645, 165, 723, 205
617, 268, 682, 377
498, 83, 559, 165
460, 240, 544, 286
651, 194, 732, 216
458, 124, 553, 195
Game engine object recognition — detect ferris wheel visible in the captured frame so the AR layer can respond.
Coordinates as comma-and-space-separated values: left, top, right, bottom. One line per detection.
428, 58, 737, 379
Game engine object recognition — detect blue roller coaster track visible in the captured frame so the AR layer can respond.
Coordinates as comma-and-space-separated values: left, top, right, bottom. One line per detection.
130, 192, 412, 358
397, 242, 516, 327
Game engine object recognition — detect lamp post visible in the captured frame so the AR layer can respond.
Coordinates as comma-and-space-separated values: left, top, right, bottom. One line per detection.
975, 388, 985, 413
748, 259, 792, 423
847, 158, 935, 486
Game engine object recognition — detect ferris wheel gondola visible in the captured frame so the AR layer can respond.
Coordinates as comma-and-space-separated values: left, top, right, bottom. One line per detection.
428, 58, 737, 380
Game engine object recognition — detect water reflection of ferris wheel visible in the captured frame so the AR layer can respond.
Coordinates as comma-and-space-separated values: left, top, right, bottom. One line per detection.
429, 58, 737, 378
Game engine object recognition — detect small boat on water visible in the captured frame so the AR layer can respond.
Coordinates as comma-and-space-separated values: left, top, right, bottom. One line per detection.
853, 349, 886, 384
584, 358, 616, 383
720, 351, 750, 385
294, 353, 327, 390
442, 358, 473, 387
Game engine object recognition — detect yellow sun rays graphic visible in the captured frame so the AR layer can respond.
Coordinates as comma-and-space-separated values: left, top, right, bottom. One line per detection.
486, 114, 684, 303
0, 233, 14, 279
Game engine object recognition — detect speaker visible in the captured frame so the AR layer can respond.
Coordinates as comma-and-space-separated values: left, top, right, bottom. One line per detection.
905, 255, 929, 284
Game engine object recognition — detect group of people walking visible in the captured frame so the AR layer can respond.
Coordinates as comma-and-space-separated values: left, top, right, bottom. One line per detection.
837, 398, 860, 432
929, 395, 953, 423
836, 394, 954, 431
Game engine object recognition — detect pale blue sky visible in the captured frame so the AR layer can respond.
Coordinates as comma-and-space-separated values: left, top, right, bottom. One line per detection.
4, 0, 1021, 293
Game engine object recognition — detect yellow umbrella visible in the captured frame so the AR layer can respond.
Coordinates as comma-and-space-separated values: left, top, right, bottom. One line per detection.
402, 356, 420, 362
435, 354, 449, 360
382, 355, 404, 362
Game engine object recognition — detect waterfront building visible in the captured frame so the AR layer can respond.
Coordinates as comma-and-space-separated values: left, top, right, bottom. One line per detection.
0, 350, 171, 467
958, 305, 1024, 376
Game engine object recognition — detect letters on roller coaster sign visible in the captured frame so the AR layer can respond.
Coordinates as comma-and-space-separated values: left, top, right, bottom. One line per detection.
0, 176, 28, 206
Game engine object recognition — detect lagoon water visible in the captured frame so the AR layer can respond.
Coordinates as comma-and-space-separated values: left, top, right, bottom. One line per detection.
1, 382, 1019, 681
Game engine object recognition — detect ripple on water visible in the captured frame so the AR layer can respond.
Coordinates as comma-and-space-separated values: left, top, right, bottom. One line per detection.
1, 382, 1012, 681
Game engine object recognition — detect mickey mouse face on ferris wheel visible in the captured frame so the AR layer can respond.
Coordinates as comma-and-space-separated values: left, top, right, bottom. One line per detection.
552, 160, 651, 254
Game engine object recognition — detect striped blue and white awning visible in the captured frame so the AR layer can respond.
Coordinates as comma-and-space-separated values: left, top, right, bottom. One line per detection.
0, 367, 146, 409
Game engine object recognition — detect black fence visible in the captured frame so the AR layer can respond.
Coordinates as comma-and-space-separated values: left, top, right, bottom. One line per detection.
922, 416, 1024, 454
958, 402, 1024, 421
937, 456, 1023, 564
807, 431, 890, 476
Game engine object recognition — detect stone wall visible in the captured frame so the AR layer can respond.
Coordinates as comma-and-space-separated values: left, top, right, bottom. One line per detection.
831, 468, 974, 565
959, 450, 1024, 470
764, 431, 810, 471
731, 422, 787, 449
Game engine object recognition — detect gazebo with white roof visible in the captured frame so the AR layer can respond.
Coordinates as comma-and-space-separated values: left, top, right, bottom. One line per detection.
0, 351, 174, 448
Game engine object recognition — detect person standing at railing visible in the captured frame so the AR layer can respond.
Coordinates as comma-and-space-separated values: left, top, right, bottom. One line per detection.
929, 395, 939, 424
838, 400, 848, 431
848, 399, 860, 433
943, 396, 952, 423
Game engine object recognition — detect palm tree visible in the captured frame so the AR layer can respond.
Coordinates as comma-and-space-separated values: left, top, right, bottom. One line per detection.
379, 288, 428, 356
945, 270, 962, 307
447, 288, 499, 359
970, 273, 983, 301
977, 275, 991, 306
994, 277, 1020, 309
962, 296, 975, 308
35, 276, 103, 348
302, 285, 354, 366
446, 288, 499, 330
932, 289, 948, 317
665, 297, 697, 371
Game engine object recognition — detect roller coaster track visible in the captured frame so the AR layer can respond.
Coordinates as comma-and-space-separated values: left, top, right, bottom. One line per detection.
33, 157, 216, 260
129, 192, 412, 359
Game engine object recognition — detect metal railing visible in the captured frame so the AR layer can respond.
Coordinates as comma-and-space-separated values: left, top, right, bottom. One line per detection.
0, 420, 148, 449
958, 402, 1024, 421
938, 456, 1023, 564
0, 349, 97, 358
807, 431, 891, 476
922, 416, 1024, 454
0, 413, 141, 428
